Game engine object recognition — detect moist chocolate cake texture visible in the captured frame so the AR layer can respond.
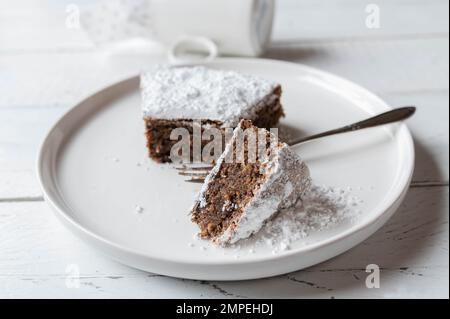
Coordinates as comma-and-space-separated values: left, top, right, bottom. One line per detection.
191, 120, 311, 245
141, 65, 284, 163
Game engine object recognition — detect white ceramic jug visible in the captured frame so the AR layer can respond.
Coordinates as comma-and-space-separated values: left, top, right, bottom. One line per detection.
151, 0, 275, 57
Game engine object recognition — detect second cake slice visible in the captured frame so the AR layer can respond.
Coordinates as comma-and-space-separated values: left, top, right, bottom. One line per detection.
141, 65, 284, 162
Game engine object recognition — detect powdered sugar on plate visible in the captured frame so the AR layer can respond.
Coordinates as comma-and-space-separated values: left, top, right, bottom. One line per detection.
231, 184, 363, 252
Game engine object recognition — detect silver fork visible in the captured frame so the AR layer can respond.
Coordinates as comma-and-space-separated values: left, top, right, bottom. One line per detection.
176, 106, 416, 183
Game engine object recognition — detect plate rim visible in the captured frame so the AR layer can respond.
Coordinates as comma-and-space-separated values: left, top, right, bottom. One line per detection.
36, 57, 415, 270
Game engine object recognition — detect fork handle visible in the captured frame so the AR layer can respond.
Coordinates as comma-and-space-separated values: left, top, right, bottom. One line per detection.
288, 106, 416, 146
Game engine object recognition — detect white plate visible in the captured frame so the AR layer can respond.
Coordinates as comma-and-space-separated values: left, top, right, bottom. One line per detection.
37, 58, 414, 280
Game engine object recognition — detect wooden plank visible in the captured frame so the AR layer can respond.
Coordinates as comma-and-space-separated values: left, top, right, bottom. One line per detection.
273, 0, 449, 42
0, 106, 66, 200
0, 0, 448, 52
265, 37, 449, 93
0, 52, 164, 107
0, 186, 447, 298
380, 90, 449, 183
0, 0, 92, 52
0, 265, 446, 298
1, 37, 447, 109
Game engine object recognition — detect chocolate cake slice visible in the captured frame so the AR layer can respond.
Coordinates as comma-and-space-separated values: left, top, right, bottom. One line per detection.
191, 120, 311, 245
141, 65, 284, 163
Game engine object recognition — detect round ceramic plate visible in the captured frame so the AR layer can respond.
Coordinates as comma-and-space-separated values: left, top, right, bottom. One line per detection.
37, 58, 414, 280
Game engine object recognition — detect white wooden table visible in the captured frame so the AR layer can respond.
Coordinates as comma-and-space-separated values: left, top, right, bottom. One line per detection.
0, 0, 448, 298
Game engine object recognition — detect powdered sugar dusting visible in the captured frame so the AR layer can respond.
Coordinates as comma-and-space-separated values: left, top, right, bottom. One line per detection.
232, 185, 362, 252
141, 65, 279, 127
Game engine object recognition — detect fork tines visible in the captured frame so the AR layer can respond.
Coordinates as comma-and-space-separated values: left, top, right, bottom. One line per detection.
175, 165, 213, 171
175, 164, 214, 182
178, 171, 209, 177
185, 178, 207, 184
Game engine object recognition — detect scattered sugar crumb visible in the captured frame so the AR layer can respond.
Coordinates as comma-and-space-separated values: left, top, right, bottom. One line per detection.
188, 242, 194, 247
200, 246, 207, 251
104, 156, 120, 162
135, 205, 144, 214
